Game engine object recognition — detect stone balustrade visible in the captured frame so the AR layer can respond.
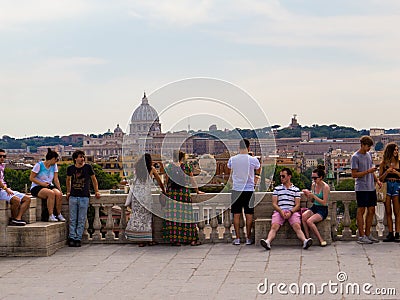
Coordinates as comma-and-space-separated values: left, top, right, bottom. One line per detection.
1, 191, 388, 256
76, 191, 386, 244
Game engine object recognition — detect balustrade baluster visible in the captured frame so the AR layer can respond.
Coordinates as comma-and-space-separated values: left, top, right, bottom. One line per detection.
197, 204, 206, 243
342, 201, 352, 240
92, 204, 102, 240
82, 218, 89, 241
331, 200, 337, 241
119, 205, 128, 241
223, 209, 232, 243
104, 204, 115, 240
210, 207, 219, 242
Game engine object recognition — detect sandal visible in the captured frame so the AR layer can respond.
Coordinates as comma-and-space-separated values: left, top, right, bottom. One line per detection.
138, 243, 146, 247
190, 241, 202, 246
320, 241, 327, 247
148, 241, 159, 246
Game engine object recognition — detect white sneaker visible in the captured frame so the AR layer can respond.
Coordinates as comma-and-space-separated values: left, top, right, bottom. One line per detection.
57, 214, 66, 222
232, 238, 240, 245
303, 238, 313, 249
357, 236, 373, 244
368, 234, 379, 243
245, 238, 253, 245
48, 214, 58, 222
260, 239, 271, 250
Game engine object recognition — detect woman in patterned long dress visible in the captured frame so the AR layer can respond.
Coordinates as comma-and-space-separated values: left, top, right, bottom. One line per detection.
162, 151, 204, 246
125, 153, 165, 247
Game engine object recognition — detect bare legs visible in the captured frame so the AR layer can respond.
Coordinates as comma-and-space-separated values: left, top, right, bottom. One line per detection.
37, 188, 63, 216
233, 213, 253, 240
266, 222, 307, 244
357, 206, 375, 237
9, 196, 31, 220
302, 210, 324, 243
385, 195, 400, 233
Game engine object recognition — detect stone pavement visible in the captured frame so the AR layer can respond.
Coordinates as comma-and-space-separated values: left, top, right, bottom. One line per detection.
0, 241, 399, 300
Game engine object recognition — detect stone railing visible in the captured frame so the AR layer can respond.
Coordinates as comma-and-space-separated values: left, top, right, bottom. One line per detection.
69, 191, 386, 244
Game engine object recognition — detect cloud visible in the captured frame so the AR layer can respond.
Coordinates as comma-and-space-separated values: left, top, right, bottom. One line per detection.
0, 0, 90, 31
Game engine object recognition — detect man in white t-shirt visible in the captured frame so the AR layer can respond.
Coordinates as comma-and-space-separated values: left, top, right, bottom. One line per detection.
227, 139, 261, 245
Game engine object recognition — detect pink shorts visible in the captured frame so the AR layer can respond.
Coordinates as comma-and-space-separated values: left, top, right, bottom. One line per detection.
271, 211, 301, 226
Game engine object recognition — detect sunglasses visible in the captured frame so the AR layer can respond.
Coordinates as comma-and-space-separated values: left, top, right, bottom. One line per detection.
0, 155, 6, 158
280, 175, 286, 178
311, 176, 319, 179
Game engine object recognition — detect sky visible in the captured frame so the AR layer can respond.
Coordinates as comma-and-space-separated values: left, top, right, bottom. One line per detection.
1, 0, 400, 138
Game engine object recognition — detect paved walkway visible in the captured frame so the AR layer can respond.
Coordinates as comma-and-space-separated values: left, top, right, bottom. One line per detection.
0, 241, 399, 300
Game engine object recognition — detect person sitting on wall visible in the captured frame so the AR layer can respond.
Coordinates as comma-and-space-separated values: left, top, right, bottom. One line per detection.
0, 149, 31, 226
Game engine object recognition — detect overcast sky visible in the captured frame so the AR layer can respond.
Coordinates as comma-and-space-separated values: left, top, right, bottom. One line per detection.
1, 0, 400, 138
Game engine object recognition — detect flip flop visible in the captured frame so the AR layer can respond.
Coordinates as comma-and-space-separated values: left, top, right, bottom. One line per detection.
190, 241, 202, 246
320, 241, 327, 247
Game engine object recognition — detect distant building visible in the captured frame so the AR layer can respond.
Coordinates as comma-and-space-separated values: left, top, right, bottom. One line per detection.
370, 128, 385, 136
289, 114, 300, 129
82, 125, 124, 158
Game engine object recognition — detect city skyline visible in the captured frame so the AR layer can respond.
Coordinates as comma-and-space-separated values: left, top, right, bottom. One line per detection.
1, 1, 400, 138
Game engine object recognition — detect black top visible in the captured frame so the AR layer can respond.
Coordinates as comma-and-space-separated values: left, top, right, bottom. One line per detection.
383, 165, 400, 181
67, 164, 95, 197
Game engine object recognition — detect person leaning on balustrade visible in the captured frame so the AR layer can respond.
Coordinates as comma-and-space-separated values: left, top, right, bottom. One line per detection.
378, 142, 400, 242
125, 153, 165, 247
162, 150, 204, 246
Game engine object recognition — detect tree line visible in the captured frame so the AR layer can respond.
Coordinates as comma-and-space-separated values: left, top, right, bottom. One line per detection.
4, 164, 120, 193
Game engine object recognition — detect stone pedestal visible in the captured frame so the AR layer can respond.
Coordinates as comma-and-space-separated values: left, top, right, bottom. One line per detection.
6, 222, 67, 256
255, 217, 332, 246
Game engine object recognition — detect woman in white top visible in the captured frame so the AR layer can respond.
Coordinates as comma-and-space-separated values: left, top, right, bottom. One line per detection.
29, 148, 65, 222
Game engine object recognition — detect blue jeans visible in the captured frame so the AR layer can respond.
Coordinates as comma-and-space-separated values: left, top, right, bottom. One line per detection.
69, 196, 89, 241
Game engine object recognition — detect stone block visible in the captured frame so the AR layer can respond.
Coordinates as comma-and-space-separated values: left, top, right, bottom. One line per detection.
255, 217, 332, 246
6, 222, 67, 256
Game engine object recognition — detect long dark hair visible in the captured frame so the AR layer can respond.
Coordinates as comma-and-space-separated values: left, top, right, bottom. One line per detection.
45, 148, 59, 160
382, 142, 399, 166
313, 165, 326, 179
135, 153, 152, 182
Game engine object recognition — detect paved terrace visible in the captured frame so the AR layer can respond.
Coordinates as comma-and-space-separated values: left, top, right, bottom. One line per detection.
1, 241, 399, 300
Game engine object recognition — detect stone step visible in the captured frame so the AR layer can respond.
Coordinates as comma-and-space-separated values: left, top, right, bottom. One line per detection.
5, 222, 67, 256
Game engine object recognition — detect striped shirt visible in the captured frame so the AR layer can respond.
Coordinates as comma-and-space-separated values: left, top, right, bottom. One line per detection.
273, 184, 300, 211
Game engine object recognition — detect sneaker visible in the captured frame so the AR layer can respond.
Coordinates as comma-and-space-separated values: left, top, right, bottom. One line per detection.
395, 233, 400, 243
260, 239, 271, 250
48, 214, 58, 222
303, 238, 313, 249
368, 234, 379, 243
383, 232, 394, 242
232, 238, 240, 245
57, 214, 66, 222
11, 219, 26, 226
245, 238, 253, 245
357, 236, 373, 244
68, 238, 76, 247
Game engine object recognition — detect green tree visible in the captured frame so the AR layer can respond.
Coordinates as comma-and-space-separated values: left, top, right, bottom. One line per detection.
273, 166, 307, 190
92, 164, 120, 190
335, 178, 355, 191
4, 169, 31, 193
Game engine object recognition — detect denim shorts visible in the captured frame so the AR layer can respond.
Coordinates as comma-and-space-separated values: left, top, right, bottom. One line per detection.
309, 205, 328, 220
386, 181, 400, 197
